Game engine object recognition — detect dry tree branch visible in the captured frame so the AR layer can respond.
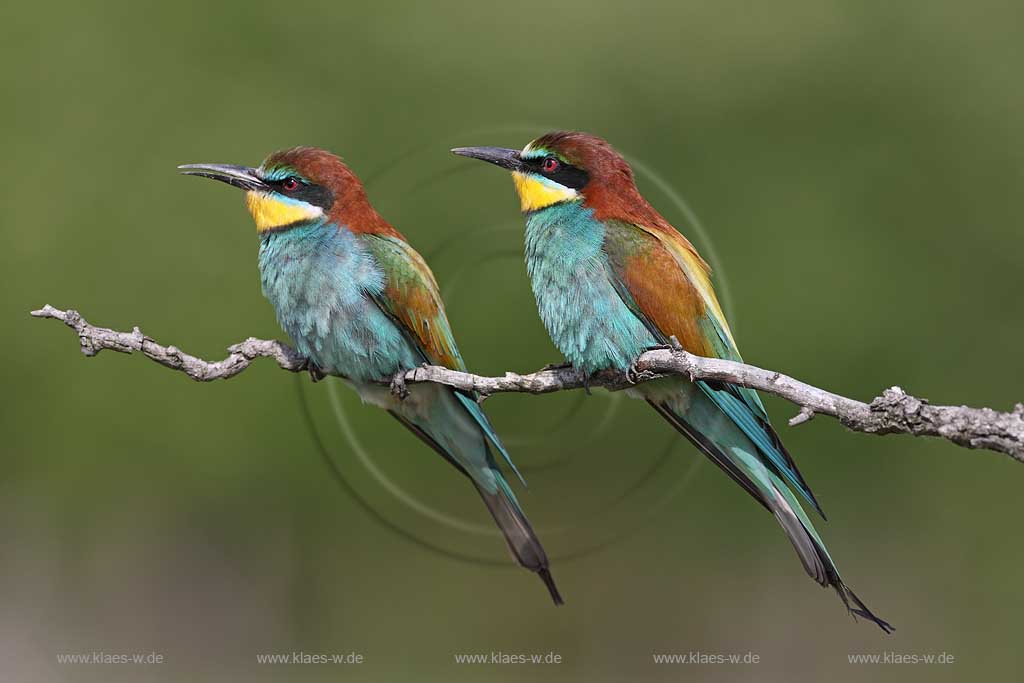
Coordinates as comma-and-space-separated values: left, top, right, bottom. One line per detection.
32, 304, 1024, 464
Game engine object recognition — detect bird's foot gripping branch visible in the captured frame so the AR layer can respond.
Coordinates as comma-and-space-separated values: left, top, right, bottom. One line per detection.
32, 304, 1024, 464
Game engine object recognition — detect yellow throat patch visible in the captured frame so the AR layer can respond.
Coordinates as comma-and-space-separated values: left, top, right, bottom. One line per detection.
245, 191, 323, 232
512, 172, 579, 212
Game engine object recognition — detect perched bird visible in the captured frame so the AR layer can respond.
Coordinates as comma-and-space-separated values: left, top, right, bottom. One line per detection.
179, 147, 561, 604
452, 132, 891, 631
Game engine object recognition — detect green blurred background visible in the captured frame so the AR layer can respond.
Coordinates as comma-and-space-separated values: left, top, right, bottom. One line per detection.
3, 1, 1022, 680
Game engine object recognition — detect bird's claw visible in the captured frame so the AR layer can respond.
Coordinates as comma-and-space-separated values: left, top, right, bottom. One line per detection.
628, 347, 665, 383
390, 371, 410, 400
626, 357, 643, 384
300, 358, 327, 383
626, 338, 685, 384
642, 337, 684, 354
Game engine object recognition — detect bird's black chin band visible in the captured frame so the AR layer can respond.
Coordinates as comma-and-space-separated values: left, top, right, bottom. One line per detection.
257, 218, 321, 236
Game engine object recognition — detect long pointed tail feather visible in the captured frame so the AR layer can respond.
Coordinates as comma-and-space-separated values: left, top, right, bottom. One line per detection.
475, 478, 564, 605
648, 394, 891, 632
837, 581, 894, 633
771, 483, 894, 633
388, 403, 562, 605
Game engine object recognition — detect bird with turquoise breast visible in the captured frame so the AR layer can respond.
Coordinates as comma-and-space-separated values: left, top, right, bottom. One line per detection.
179, 147, 561, 604
452, 132, 891, 631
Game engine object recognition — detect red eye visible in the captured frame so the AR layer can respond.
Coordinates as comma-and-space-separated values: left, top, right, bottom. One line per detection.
281, 177, 300, 192
542, 157, 560, 173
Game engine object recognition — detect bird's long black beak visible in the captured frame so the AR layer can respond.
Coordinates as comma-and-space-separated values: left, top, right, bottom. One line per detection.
450, 146, 523, 172
177, 163, 266, 191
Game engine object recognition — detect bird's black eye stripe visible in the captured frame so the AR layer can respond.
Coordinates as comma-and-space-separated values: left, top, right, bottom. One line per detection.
527, 156, 589, 190
269, 176, 303, 192
267, 177, 334, 210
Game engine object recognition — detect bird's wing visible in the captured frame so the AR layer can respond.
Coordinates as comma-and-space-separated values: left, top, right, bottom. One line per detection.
362, 233, 522, 482
602, 219, 823, 516
362, 233, 464, 371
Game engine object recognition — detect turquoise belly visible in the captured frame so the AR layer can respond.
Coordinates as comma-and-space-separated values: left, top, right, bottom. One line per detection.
524, 202, 654, 374
257, 223, 418, 382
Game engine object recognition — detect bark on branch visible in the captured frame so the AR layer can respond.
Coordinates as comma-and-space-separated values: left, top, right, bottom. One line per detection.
32, 304, 1024, 464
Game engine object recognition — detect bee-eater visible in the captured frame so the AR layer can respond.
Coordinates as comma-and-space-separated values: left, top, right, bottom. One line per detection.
179, 147, 561, 604
452, 132, 891, 631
